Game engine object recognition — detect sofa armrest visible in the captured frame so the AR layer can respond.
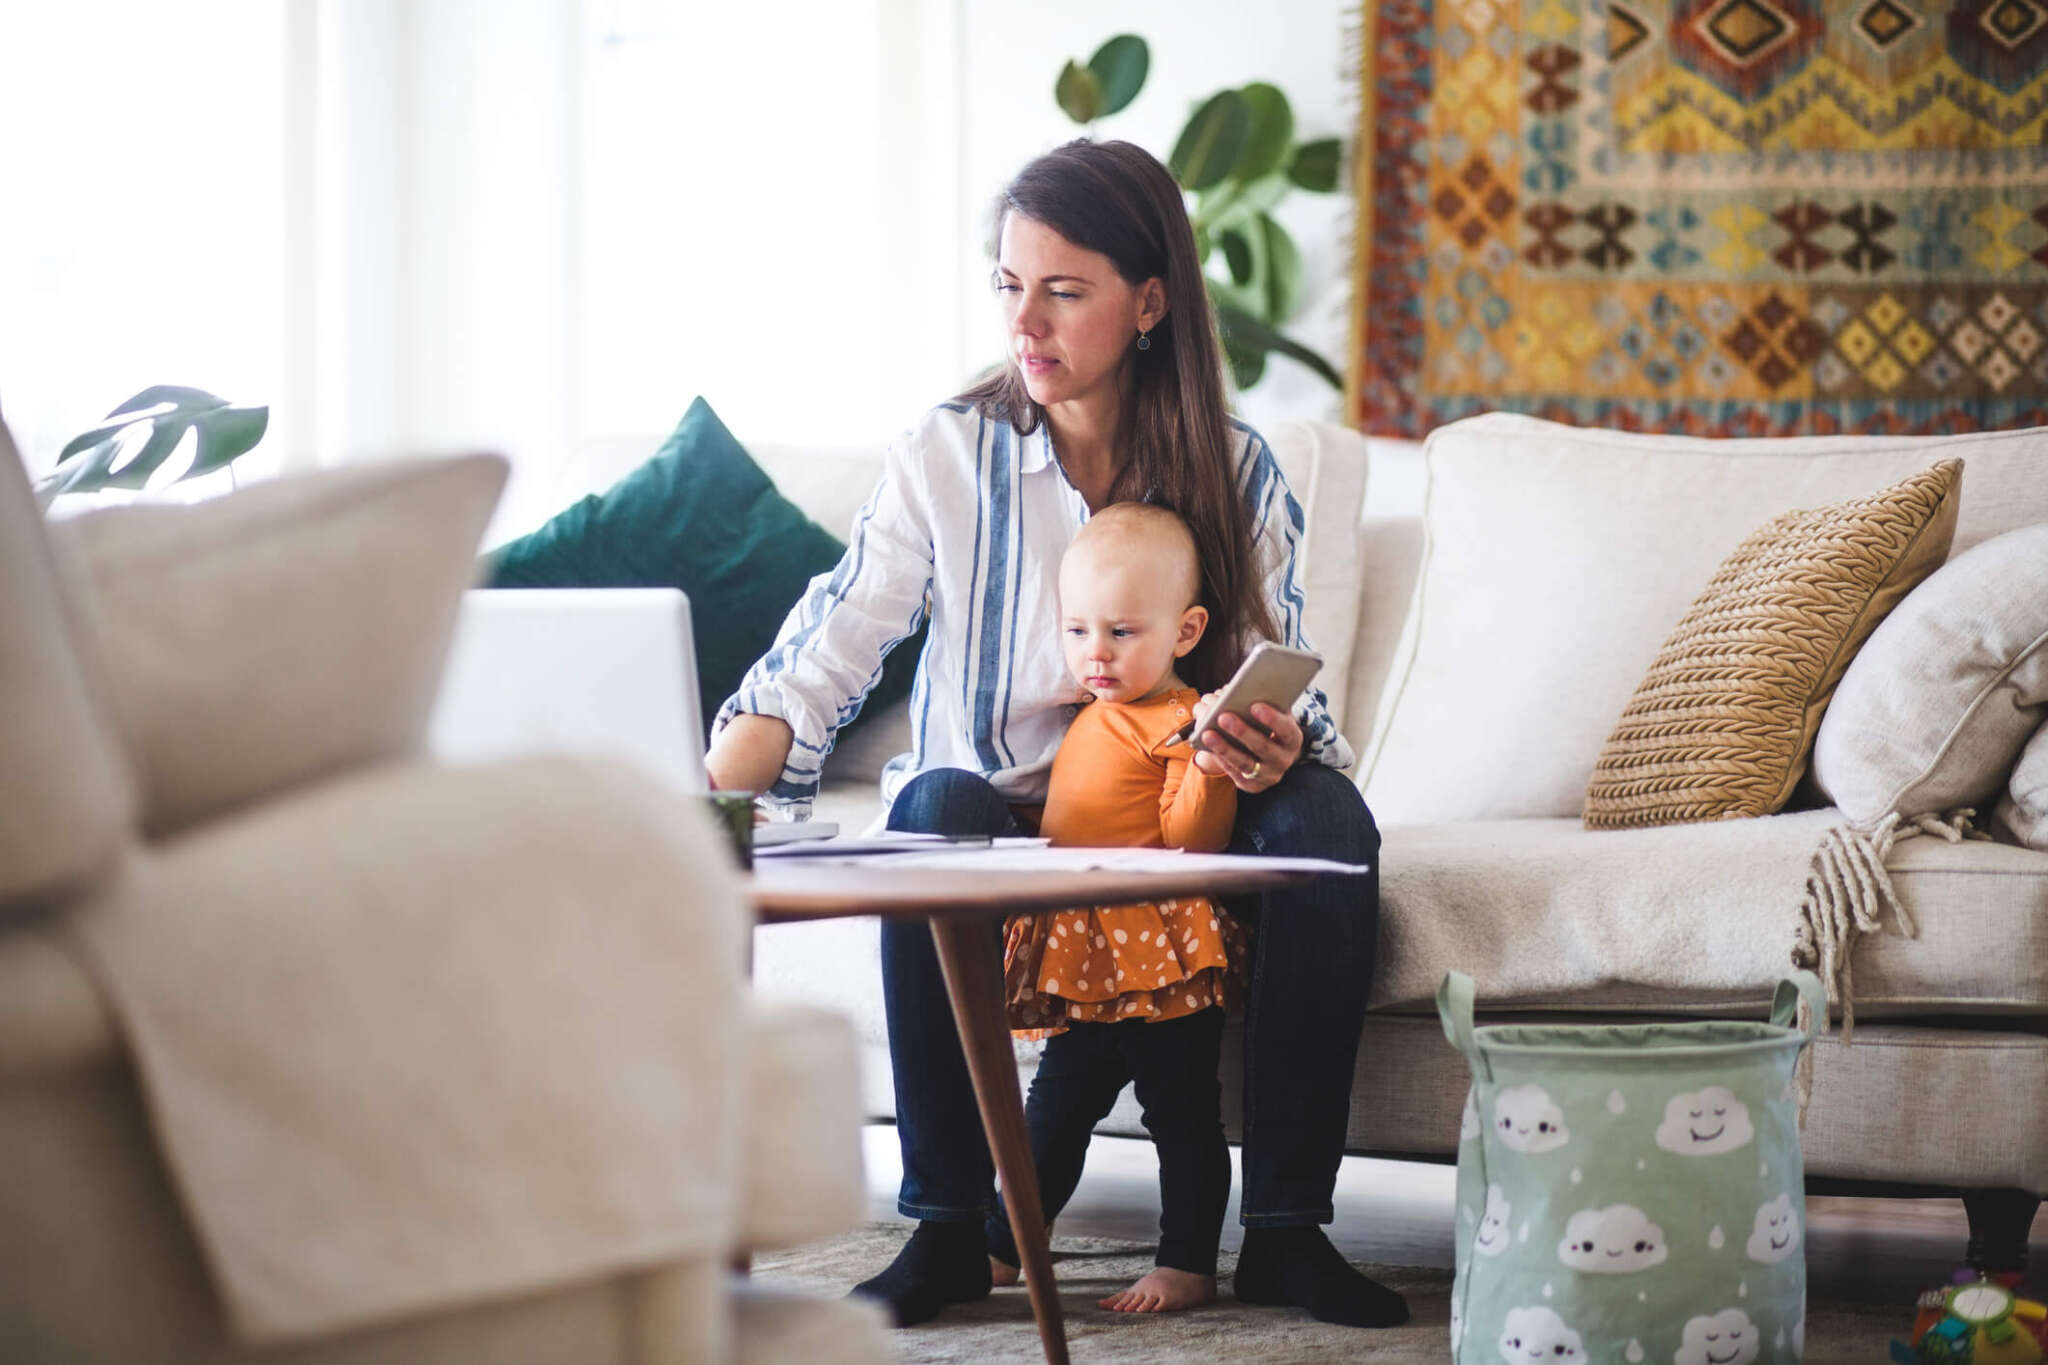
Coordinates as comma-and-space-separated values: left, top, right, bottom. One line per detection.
1341, 514, 1425, 762
739, 1000, 866, 1253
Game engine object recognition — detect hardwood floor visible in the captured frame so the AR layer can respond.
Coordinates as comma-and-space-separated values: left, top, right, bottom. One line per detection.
859, 1124, 2047, 1305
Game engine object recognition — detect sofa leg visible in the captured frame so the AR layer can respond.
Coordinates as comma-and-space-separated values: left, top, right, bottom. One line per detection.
1962, 1187, 2041, 1275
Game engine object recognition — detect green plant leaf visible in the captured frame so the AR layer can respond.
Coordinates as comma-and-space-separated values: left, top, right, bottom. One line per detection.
1232, 82, 1294, 184
1254, 212, 1303, 321
1287, 137, 1342, 193
40, 388, 268, 503
58, 418, 138, 461
1055, 60, 1102, 124
1222, 326, 1268, 389
110, 384, 227, 417
1169, 89, 1248, 191
1220, 227, 1254, 285
104, 417, 194, 490
1215, 302, 1343, 389
189, 404, 269, 476
1193, 171, 1288, 234
35, 434, 127, 507
1087, 35, 1148, 116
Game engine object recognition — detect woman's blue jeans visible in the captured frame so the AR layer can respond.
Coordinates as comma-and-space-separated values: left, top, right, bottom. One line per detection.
879, 760, 1380, 1229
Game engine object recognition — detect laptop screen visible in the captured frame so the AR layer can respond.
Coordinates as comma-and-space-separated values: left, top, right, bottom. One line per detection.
428, 588, 709, 796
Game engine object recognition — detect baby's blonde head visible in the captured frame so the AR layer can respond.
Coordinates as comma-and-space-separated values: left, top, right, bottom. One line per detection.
1061, 502, 1201, 608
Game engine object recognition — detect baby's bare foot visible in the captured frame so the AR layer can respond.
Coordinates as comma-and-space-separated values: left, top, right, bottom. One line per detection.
1097, 1266, 1216, 1313
989, 1257, 1020, 1287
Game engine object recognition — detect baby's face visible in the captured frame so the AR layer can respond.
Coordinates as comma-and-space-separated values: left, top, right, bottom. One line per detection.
1058, 550, 1193, 703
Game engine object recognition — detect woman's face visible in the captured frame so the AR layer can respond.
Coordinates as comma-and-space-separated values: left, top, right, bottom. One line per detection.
995, 213, 1164, 413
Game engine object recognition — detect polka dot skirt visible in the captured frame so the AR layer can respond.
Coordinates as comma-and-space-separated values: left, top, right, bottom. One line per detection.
1003, 897, 1250, 1037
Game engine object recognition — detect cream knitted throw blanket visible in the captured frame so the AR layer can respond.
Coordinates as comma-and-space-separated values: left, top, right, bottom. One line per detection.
1372, 809, 1854, 1014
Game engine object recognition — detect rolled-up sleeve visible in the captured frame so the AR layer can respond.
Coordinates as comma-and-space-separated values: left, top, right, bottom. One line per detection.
714, 432, 934, 808
1244, 434, 1356, 773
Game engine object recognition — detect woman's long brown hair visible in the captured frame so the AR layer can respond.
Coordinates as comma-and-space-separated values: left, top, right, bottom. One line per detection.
955, 138, 1278, 693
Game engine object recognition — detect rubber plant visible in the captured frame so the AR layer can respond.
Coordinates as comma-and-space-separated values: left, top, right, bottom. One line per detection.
36, 386, 267, 508
1054, 34, 1343, 391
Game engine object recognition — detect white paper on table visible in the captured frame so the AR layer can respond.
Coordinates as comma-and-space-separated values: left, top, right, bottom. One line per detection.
806, 846, 1369, 876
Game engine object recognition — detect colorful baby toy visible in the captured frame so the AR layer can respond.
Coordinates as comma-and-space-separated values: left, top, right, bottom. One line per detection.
1892, 1276, 2048, 1364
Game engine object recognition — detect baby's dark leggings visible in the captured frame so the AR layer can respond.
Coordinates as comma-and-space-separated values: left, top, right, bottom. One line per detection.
985, 1006, 1230, 1276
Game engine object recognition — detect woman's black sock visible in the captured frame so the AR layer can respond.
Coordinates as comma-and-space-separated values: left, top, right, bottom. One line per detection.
1233, 1225, 1409, 1328
848, 1220, 992, 1327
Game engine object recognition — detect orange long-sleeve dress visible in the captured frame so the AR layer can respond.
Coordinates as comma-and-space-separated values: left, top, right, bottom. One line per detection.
1003, 688, 1251, 1036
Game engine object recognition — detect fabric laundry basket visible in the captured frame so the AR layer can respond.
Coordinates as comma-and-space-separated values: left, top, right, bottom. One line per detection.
1439, 970, 1826, 1364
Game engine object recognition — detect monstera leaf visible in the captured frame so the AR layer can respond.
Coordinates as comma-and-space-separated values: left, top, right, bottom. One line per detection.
37, 386, 267, 507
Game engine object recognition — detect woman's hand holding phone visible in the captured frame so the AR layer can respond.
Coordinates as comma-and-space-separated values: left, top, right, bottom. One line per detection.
1191, 701, 1302, 793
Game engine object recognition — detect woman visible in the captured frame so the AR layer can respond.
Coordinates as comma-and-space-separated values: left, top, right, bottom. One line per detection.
705, 139, 1401, 1331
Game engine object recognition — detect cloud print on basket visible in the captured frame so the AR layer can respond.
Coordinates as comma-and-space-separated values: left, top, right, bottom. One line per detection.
1745, 1193, 1801, 1263
1497, 1306, 1584, 1363
1461, 1088, 1480, 1140
1674, 1308, 1761, 1365
1492, 1083, 1570, 1152
1654, 1086, 1754, 1156
1474, 1183, 1512, 1256
1556, 1204, 1668, 1273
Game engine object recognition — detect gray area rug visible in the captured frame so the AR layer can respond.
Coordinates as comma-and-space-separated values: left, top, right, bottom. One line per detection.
755, 1223, 1907, 1362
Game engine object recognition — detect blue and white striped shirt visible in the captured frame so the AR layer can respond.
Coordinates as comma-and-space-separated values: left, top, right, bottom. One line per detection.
715, 402, 1354, 814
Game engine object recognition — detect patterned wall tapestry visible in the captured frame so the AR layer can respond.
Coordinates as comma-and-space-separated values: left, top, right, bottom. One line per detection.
1347, 0, 2048, 436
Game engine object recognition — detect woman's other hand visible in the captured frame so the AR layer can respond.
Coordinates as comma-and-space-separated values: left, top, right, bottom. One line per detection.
704, 713, 796, 799
1192, 701, 1301, 794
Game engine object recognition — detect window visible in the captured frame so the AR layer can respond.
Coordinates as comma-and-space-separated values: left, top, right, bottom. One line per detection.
0, 3, 287, 482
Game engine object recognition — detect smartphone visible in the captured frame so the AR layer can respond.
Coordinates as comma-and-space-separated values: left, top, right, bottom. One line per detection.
1175, 642, 1323, 752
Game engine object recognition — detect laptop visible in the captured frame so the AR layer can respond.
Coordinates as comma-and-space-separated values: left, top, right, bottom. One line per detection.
429, 589, 710, 796
428, 588, 839, 843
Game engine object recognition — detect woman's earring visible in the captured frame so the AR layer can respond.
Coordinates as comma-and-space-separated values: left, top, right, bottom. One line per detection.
1136, 329, 1152, 352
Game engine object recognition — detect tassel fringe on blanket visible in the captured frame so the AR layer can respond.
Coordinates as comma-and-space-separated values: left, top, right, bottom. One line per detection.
1792, 808, 1988, 1040
1790, 809, 1988, 1115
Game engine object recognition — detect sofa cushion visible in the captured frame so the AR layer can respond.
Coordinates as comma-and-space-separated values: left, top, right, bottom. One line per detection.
1375, 813, 2048, 1017
0, 412, 135, 908
64, 755, 747, 1343
1814, 524, 2048, 831
1364, 414, 2048, 824
51, 453, 505, 839
1584, 460, 1960, 829
491, 399, 920, 743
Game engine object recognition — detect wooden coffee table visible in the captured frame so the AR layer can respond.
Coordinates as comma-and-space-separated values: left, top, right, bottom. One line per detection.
750, 857, 1314, 1365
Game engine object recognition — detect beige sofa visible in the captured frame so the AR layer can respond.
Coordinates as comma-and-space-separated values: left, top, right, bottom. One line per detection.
732, 413, 2046, 1269
0, 419, 891, 1364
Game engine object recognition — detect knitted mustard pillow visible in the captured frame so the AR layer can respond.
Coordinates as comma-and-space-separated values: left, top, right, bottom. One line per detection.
1583, 458, 1962, 830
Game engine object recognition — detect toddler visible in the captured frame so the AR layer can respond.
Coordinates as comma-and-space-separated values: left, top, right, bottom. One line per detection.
987, 501, 1249, 1314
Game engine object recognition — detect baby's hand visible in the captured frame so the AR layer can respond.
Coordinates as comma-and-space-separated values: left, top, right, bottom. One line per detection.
1193, 691, 1220, 727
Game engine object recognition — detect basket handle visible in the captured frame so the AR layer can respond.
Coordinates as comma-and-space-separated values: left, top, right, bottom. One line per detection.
1770, 971, 1827, 1043
1436, 971, 1491, 1082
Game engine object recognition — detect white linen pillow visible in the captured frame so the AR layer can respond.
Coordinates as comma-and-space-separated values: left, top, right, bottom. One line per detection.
1362, 414, 2048, 824
51, 454, 507, 837
1995, 724, 2048, 851
1812, 524, 2048, 831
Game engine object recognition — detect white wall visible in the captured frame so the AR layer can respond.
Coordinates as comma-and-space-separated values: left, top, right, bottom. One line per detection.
949, 0, 1354, 433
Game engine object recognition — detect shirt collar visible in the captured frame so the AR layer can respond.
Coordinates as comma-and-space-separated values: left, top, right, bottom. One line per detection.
1017, 422, 1053, 475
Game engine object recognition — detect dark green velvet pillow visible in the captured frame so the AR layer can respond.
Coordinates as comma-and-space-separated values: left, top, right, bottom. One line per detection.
485, 396, 920, 742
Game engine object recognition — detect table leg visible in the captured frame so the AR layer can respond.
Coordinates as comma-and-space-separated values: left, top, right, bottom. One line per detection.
927, 918, 1069, 1365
